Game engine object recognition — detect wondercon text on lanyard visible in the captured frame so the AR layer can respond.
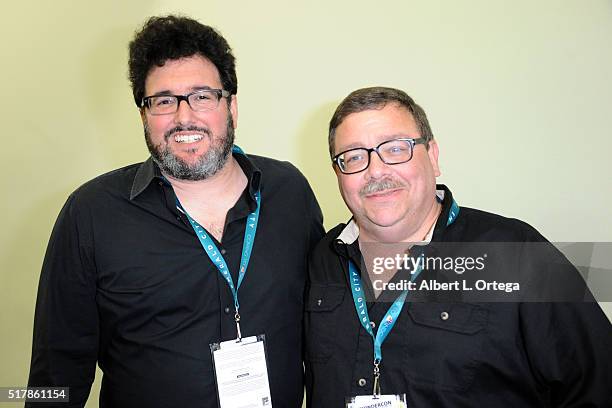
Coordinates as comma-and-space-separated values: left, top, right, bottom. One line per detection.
176, 146, 261, 341
348, 199, 459, 396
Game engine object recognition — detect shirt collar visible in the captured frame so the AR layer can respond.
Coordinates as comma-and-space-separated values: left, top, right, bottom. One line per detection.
130, 157, 160, 200
337, 218, 360, 244
234, 152, 262, 206
129, 151, 262, 205
335, 185, 452, 246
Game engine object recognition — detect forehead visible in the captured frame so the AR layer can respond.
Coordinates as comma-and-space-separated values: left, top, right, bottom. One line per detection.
144, 54, 222, 95
334, 103, 419, 151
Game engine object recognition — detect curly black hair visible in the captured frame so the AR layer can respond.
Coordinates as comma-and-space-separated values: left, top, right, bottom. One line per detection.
128, 15, 237, 107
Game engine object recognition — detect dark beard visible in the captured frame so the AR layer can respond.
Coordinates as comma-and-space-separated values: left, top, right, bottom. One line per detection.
144, 113, 235, 181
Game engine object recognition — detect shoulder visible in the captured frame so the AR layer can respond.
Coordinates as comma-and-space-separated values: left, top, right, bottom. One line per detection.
68, 162, 143, 207
451, 206, 547, 242
307, 223, 348, 283
249, 154, 308, 182
310, 223, 346, 258
48, 163, 144, 238
248, 154, 317, 198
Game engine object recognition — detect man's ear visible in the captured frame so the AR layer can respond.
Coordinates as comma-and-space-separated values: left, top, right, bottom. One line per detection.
427, 139, 441, 177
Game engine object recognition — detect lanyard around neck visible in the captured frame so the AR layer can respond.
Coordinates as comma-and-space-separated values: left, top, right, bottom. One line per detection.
347, 199, 459, 394
175, 146, 260, 338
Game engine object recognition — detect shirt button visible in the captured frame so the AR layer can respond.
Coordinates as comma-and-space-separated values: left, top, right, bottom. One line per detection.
440, 311, 450, 321
357, 378, 367, 387
224, 307, 231, 314
370, 321, 376, 329
316, 299, 323, 306
220, 249, 227, 255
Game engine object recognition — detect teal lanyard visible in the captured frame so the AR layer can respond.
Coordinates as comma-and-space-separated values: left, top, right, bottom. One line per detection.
348, 199, 459, 395
175, 146, 260, 339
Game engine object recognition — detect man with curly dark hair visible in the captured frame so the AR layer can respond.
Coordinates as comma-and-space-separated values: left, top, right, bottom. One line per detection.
27, 15, 323, 408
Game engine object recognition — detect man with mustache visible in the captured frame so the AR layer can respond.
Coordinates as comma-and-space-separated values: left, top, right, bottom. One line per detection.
27, 16, 323, 407
304, 87, 611, 407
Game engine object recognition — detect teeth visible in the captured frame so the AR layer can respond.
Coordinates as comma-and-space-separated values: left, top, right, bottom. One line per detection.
174, 134, 203, 143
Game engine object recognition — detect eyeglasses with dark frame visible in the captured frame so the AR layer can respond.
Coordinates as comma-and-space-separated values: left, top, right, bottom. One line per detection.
332, 137, 428, 174
141, 89, 230, 115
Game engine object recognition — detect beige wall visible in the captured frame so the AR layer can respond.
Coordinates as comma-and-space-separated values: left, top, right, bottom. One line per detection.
1, 1, 610, 406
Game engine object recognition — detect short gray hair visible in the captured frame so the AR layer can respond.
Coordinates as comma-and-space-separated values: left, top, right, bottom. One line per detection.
328, 86, 434, 157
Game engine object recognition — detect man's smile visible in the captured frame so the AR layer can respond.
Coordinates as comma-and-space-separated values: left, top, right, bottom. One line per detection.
174, 133, 204, 144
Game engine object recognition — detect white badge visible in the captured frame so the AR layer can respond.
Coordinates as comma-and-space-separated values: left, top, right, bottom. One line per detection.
346, 394, 407, 408
211, 335, 273, 407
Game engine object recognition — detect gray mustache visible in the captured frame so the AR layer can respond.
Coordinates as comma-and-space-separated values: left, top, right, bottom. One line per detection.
164, 126, 210, 141
360, 178, 405, 196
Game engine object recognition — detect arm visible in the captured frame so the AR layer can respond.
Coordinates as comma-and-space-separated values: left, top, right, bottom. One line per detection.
303, 175, 325, 252
520, 301, 612, 407
517, 225, 612, 406
27, 193, 98, 408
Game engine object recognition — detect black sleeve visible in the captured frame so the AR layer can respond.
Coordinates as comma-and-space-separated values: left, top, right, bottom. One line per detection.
519, 301, 612, 407
304, 179, 325, 253
517, 223, 612, 406
301, 174, 324, 408
27, 193, 98, 408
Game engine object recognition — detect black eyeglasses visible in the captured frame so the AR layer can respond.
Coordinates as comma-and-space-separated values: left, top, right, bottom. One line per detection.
332, 138, 427, 174
141, 89, 230, 115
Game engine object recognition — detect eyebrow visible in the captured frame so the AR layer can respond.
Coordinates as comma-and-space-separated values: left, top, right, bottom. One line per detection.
336, 134, 414, 152
148, 86, 217, 97
337, 142, 366, 152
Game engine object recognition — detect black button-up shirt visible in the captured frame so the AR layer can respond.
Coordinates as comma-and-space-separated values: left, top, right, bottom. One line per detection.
28, 153, 324, 408
305, 185, 611, 407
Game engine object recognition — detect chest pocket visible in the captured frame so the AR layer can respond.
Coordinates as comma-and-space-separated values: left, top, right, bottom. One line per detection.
304, 284, 346, 362
404, 302, 488, 391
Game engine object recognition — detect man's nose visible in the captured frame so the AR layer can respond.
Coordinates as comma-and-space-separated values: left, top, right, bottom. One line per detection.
174, 99, 196, 124
365, 151, 390, 178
